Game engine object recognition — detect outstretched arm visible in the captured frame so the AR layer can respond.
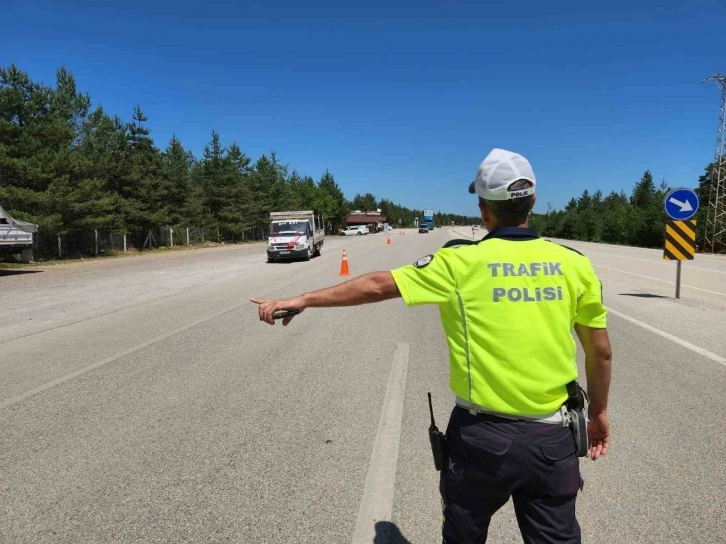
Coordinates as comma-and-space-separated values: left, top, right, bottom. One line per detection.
251, 271, 400, 325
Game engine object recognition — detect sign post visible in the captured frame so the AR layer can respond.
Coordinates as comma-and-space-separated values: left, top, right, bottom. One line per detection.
663, 188, 699, 299
675, 258, 682, 299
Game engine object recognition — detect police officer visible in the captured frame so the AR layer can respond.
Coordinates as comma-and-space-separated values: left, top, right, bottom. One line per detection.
252, 148, 612, 544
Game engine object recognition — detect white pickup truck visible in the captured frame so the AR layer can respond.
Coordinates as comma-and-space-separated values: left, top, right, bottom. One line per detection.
0, 205, 37, 263
267, 210, 325, 262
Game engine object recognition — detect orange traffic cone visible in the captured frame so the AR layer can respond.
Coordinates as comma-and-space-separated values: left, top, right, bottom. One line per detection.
339, 249, 350, 276
386, 235, 391, 245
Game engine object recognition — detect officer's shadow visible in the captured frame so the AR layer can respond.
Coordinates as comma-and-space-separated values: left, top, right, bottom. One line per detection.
374, 521, 413, 544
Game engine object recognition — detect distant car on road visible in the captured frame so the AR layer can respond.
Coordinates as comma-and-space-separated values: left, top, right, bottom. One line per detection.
341, 225, 369, 236
418, 225, 429, 234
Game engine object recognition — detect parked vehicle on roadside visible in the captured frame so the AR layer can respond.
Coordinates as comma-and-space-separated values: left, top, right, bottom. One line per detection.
266, 211, 325, 262
0, 205, 37, 263
341, 225, 369, 236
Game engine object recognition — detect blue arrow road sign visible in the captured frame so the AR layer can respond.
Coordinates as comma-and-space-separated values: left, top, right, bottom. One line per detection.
664, 188, 699, 220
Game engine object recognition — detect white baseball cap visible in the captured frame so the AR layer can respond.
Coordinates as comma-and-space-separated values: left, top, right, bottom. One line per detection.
468, 148, 536, 200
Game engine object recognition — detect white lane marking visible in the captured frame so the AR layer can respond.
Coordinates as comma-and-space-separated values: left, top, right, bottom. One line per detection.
608, 308, 726, 367
450, 229, 474, 239
585, 250, 726, 275
547, 238, 726, 262
352, 342, 409, 544
0, 280, 237, 346
0, 300, 247, 410
0, 253, 365, 406
594, 265, 726, 297
450, 228, 483, 241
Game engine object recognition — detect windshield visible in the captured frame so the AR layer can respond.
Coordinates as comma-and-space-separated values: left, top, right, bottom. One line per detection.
270, 221, 309, 236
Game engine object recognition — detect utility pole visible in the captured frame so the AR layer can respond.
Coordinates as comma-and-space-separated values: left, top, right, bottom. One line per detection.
702, 75, 726, 254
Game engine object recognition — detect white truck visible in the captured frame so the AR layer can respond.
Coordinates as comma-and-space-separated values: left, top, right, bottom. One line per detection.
267, 210, 325, 262
0, 205, 37, 263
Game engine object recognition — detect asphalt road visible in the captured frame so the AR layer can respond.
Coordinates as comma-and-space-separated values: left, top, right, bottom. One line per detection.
2, 228, 725, 543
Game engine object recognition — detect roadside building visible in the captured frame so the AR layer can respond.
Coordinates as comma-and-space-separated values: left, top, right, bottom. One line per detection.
344, 211, 386, 233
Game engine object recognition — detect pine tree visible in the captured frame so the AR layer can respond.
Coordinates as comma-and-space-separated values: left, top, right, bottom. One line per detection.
50, 65, 91, 145
318, 170, 347, 230
242, 154, 276, 238
286, 169, 318, 210
218, 141, 251, 239
123, 105, 168, 241
631, 170, 656, 208
75, 107, 127, 230
577, 190, 592, 211
377, 199, 394, 224
352, 193, 378, 211
0, 65, 60, 227
300, 175, 318, 210
192, 130, 226, 228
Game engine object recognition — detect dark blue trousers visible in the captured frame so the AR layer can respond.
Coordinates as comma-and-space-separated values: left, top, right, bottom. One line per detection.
440, 407, 582, 544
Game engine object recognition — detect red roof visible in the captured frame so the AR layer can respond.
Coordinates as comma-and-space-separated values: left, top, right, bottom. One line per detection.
346, 214, 386, 224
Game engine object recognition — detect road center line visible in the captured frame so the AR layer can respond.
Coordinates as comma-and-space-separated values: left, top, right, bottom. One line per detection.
594, 265, 726, 297
352, 342, 409, 544
608, 308, 725, 367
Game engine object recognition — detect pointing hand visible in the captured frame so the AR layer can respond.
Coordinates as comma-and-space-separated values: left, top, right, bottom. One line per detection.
250, 297, 305, 326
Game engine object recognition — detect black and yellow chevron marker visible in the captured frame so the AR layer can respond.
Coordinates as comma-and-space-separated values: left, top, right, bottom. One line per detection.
664, 220, 696, 261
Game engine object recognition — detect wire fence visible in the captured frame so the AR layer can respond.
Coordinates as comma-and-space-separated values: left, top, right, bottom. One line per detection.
31, 225, 265, 261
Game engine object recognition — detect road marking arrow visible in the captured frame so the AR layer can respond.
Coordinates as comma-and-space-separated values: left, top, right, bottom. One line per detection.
669, 197, 693, 213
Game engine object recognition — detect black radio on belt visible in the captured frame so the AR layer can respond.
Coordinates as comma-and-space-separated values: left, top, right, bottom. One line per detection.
565, 381, 590, 458
427, 393, 448, 471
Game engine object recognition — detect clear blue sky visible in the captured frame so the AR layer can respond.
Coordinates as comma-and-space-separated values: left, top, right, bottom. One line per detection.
2, 0, 725, 215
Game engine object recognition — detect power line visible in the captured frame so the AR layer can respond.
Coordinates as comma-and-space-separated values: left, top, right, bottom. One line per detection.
702, 75, 726, 254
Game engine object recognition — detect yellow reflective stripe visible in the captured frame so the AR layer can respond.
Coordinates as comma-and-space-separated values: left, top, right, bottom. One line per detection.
664, 240, 686, 260
455, 288, 472, 403
665, 224, 692, 255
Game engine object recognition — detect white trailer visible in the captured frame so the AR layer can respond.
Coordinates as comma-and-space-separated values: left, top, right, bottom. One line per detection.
267, 210, 325, 262
0, 205, 37, 263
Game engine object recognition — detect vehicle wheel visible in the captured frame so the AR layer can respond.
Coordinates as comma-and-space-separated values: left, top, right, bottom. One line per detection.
357, 232, 362, 236
315, 244, 322, 257
306, 244, 312, 261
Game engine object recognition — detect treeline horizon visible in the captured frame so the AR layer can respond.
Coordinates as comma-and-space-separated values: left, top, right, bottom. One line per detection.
6, 63, 713, 257
0, 64, 479, 256
530, 165, 714, 250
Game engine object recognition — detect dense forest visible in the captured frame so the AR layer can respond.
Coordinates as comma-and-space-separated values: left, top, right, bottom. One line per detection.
2, 64, 713, 258
530, 165, 712, 250
0, 65, 478, 257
